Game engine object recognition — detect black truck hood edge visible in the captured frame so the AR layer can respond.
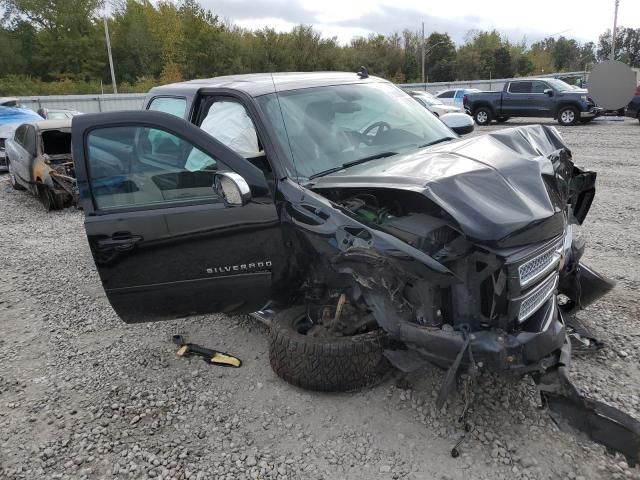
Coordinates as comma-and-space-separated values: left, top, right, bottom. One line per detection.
311, 125, 573, 245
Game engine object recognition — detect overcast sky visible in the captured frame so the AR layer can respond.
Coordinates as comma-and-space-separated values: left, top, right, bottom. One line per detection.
202, 0, 640, 45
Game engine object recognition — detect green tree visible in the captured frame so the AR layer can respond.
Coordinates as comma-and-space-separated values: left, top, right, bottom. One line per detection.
110, 0, 164, 84
424, 32, 456, 82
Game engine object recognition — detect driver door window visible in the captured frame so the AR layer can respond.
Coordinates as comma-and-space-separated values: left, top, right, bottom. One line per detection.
86, 126, 228, 211
531, 81, 549, 94
23, 126, 37, 157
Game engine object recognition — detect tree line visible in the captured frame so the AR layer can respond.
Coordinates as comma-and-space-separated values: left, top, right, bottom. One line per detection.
0, 0, 639, 95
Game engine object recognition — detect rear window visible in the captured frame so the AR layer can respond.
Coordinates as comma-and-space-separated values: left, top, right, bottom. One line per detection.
148, 97, 187, 118
508, 82, 532, 94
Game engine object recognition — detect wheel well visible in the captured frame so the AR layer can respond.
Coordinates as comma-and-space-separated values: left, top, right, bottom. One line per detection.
554, 102, 580, 116
472, 103, 494, 115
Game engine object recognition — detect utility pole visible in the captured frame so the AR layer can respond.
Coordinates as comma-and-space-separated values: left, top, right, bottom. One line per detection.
611, 0, 620, 61
104, 15, 117, 94
421, 22, 425, 85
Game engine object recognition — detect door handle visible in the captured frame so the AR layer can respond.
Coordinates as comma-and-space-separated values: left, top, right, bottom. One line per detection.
97, 234, 143, 252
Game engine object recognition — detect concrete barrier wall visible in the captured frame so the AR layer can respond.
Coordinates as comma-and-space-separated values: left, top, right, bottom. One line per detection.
14, 71, 591, 113
18, 93, 146, 113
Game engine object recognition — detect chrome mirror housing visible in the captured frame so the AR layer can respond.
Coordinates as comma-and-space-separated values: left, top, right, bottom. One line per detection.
213, 171, 251, 207
440, 112, 475, 135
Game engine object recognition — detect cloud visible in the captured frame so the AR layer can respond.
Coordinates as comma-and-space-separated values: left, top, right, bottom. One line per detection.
201, 0, 629, 46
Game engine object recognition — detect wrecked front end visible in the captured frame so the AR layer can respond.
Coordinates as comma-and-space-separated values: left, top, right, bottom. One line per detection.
288, 125, 640, 464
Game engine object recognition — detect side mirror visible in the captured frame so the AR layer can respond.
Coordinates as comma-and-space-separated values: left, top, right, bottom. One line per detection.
543, 88, 553, 96
440, 112, 475, 135
213, 171, 251, 207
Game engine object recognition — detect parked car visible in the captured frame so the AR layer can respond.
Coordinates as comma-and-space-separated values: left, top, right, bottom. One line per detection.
5, 119, 77, 210
408, 90, 463, 117
37, 107, 82, 120
0, 97, 28, 108
0, 106, 43, 172
464, 78, 602, 126
70, 71, 640, 463
625, 85, 640, 123
434, 88, 480, 108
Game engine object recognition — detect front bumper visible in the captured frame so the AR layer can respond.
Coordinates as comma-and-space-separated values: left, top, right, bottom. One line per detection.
581, 106, 603, 118
401, 295, 565, 373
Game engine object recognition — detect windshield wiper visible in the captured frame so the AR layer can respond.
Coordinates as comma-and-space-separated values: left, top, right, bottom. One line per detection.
418, 136, 457, 148
308, 151, 398, 180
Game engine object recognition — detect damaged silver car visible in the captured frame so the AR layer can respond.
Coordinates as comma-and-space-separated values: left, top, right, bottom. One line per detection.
71, 71, 640, 465
6, 119, 77, 210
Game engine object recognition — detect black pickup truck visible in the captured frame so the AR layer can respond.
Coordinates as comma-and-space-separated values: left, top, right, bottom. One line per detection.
464, 78, 601, 126
70, 72, 640, 464
625, 86, 640, 123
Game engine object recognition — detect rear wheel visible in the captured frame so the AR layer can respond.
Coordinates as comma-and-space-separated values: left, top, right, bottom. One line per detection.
474, 107, 492, 126
558, 106, 579, 126
268, 305, 390, 392
7, 161, 25, 190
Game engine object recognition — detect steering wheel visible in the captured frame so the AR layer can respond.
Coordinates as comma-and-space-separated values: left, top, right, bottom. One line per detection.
362, 121, 391, 144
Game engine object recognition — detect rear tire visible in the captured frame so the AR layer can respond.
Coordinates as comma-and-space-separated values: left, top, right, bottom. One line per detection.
7, 161, 25, 190
558, 106, 579, 126
268, 305, 390, 392
474, 107, 492, 126
37, 185, 54, 211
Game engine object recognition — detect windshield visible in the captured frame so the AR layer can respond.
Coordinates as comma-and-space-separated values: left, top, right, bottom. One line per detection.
544, 78, 574, 92
257, 82, 454, 180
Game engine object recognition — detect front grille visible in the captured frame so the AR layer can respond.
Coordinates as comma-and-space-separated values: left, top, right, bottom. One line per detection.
518, 240, 562, 287
518, 273, 558, 323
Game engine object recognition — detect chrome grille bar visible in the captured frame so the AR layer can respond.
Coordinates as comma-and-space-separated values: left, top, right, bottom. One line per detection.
518, 273, 559, 323
518, 240, 563, 288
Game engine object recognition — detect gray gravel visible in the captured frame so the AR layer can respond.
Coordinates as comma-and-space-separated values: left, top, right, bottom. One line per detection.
1, 117, 639, 480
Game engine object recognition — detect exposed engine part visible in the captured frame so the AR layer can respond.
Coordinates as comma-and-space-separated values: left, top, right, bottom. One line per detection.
334, 190, 463, 258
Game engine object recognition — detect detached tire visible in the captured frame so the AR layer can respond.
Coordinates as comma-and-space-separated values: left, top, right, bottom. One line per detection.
474, 107, 492, 125
269, 306, 389, 392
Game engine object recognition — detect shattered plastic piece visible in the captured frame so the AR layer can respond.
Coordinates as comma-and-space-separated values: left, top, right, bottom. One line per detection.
536, 340, 640, 467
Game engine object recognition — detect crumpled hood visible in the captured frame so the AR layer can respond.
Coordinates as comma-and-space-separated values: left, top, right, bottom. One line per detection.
312, 125, 578, 244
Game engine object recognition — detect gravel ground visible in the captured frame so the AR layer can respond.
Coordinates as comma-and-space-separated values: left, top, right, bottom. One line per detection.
1, 117, 639, 480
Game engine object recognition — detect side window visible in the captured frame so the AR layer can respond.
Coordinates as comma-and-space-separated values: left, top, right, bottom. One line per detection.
531, 82, 548, 94
86, 125, 228, 211
197, 100, 261, 159
437, 90, 455, 99
14, 125, 27, 146
148, 97, 187, 118
23, 126, 37, 156
508, 82, 532, 94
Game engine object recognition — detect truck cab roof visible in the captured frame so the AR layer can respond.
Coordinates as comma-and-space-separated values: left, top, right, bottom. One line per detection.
148, 71, 387, 98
